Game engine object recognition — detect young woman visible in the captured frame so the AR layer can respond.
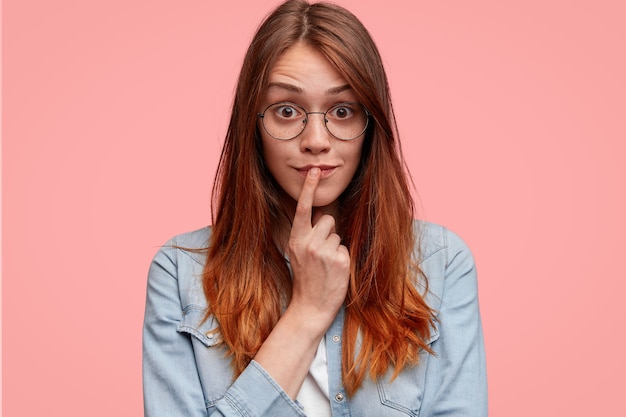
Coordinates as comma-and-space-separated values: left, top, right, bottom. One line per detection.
143, 1, 487, 416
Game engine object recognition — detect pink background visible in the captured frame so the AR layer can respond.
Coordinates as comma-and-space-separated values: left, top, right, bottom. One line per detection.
3, 0, 625, 415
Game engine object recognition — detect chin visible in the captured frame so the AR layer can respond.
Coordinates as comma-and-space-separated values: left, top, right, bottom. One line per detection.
282, 185, 342, 211
312, 195, 341, 209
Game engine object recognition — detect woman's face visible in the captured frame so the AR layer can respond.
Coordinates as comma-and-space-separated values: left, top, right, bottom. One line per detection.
259, 42, 365, 213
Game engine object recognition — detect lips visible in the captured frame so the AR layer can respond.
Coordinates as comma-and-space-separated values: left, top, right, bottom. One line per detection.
295, 165, 338, 179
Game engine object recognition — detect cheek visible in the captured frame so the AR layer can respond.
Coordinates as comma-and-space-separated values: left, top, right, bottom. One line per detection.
260, 137, 280, 169
344, 141, 364, 170
261, 138, 294, 188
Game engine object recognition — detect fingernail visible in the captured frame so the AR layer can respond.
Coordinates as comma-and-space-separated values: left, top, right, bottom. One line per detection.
309, 167, 320, 178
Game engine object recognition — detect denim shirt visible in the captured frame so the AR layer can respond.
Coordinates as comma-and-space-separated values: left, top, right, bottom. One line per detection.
143, 221, 487, 416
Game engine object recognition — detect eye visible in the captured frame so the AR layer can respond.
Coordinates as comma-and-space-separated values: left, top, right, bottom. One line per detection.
328, 104, 355, 120
273, 103, 303, 120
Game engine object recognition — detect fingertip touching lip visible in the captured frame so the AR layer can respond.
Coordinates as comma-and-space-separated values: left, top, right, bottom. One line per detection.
295, 165, 338, 179
296, 164, 338, 170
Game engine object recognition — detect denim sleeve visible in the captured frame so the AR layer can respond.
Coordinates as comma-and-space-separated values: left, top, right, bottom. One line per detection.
216, 361, 306, 416
143, 243, 209, 417
143, 242, 306, 417
421, 228, 488, 416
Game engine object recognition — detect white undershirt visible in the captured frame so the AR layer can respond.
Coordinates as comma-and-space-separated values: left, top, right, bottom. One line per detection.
296, 335, 332, 417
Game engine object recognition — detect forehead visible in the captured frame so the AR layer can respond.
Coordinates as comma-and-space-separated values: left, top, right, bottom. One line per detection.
266, 42, 350, 96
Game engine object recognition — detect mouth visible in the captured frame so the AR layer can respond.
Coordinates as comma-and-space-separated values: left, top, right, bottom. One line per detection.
295, 165, 338, 179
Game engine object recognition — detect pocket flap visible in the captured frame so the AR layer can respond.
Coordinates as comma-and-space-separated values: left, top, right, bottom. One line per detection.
176, 306, 221, 346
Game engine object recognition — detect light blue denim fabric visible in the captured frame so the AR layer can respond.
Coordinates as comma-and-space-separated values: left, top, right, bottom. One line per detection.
143, 221, 487, 416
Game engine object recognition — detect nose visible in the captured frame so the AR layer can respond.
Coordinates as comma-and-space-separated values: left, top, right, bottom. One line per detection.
299, 112, 331, 154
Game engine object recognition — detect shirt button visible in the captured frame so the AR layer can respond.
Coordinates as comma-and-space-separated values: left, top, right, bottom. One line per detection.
206, 333, 214, 339
332, 335, 341, 343
334, 393, 344, 402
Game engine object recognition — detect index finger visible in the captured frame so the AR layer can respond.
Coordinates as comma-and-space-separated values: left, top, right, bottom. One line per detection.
291, 167, 321, 234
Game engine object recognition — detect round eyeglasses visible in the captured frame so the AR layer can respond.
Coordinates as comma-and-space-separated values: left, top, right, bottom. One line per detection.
257, 102, 370, 141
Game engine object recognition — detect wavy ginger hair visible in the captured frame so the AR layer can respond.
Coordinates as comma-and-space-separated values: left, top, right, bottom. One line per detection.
204, 0, 435, 395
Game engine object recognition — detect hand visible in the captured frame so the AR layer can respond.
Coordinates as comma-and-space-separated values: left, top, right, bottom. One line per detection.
252, 168, 349, 397
286, 167, 350, 326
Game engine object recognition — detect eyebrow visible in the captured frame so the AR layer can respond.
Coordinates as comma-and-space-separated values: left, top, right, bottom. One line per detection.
267, 82, 352, 95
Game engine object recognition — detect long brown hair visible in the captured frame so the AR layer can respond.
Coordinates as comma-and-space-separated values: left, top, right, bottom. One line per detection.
204, 0, 435, 395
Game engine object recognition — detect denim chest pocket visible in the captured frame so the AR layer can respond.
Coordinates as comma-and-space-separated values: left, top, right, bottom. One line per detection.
374, 327, 440, 417
177, 305, 221, 345
176, 306, 233, 412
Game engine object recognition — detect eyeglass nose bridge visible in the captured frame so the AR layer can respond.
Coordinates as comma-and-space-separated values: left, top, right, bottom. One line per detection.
302, 111, 329, 129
